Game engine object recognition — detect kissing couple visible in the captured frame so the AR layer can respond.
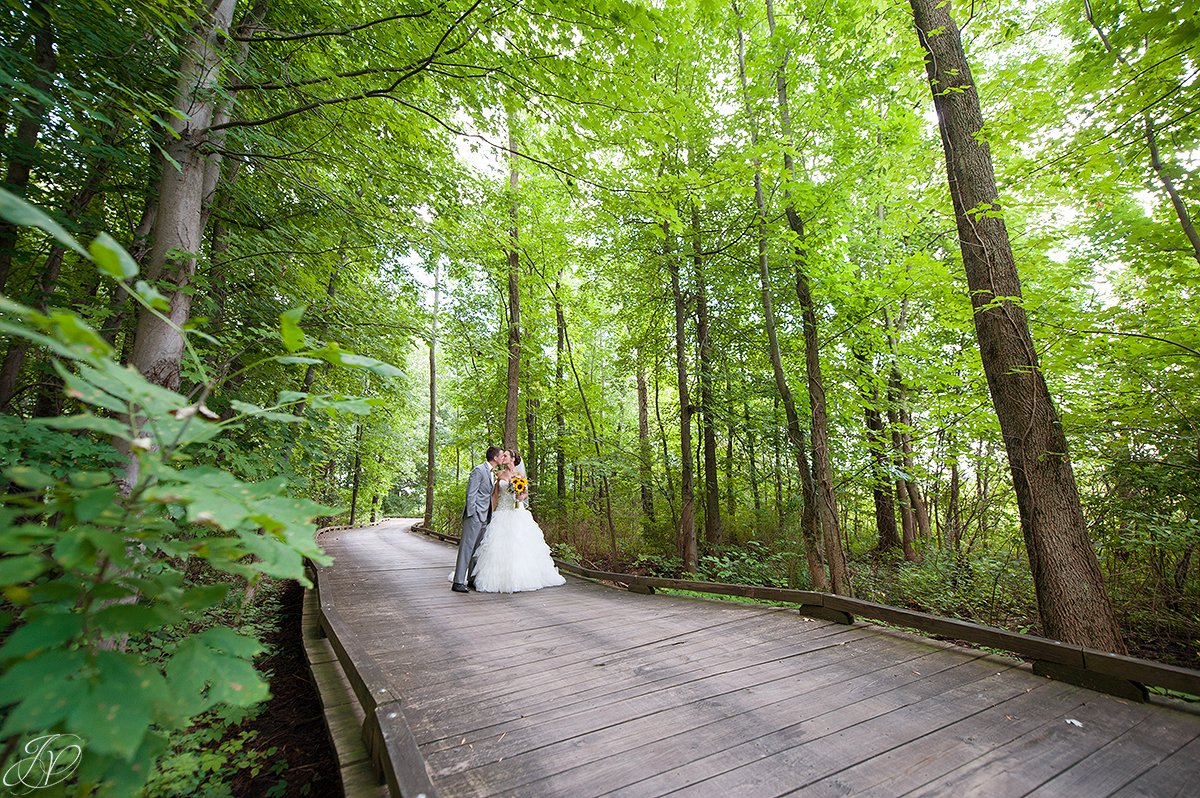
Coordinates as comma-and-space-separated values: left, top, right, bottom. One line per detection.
450, 446, 565, 594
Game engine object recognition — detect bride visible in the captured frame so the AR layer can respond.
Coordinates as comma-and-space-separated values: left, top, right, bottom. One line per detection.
472, 450, 565, 593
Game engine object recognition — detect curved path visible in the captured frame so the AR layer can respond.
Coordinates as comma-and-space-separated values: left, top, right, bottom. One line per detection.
314, 520, 1200, 797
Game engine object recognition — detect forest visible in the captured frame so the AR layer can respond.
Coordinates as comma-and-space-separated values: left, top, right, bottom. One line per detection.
0, 0, 1197, 793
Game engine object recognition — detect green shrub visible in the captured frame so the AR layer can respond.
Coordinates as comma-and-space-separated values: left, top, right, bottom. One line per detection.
0, 189, 400, 795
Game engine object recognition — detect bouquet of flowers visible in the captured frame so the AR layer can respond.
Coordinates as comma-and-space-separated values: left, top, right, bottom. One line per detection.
509, 476, 528, 508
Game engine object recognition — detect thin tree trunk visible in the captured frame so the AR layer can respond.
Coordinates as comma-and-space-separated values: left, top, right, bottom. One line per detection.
886, 370, 919, 562
948, 456, 962, 554
349, 421, 364, 526
637, 366, 655, 521
667, 220, 698, 572
555, 279, 567, 503
654, 366, 679, 530
909, 0, 1125, 652
735, 1, 827, 591
856, 353, 900, 552
693, 204, 721, 550
766, 0, 850, 594
746, 401, 762, 517
726, 384, 736, 522
525, 397, 538, 487
503, 114, 521, 451
423, 264, 439, 530
0, 1, 55, 294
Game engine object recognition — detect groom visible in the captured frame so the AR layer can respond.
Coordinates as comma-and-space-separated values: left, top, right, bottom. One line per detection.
453, 446, 505, 593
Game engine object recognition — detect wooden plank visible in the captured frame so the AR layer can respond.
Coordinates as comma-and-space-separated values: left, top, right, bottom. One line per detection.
1108, 733, 1200, 797
338, 761, 388, 798
796, 681, 1090, 797
589, 649, 1008, 798
1023, 703, 1200, 796
613, 662, 1031, 798
1082, 647, 1200, 698
438, 646, 1007, 797
410, 620, 877, 749
899, 690, 1164, 797
375, 702, 438, 798
507, 643, 988, 798
421, 624, 913, 780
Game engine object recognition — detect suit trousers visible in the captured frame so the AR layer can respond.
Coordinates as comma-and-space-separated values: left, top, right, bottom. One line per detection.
455, 513, 488, 584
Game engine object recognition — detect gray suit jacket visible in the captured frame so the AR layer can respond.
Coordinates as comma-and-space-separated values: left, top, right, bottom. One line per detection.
462, 462, 494, 522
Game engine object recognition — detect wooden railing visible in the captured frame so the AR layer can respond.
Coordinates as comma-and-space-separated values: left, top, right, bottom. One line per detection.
309, 524, 438, 798
410, 523, 1200, 703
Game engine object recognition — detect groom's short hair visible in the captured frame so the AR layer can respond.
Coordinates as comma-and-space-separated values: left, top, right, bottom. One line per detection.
485, 445, 502, 462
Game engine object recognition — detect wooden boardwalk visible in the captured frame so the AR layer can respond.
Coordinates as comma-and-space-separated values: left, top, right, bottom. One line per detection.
311, 520, 1200, 797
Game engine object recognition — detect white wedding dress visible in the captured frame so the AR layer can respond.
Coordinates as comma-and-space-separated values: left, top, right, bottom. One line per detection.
471, 476, 565, 593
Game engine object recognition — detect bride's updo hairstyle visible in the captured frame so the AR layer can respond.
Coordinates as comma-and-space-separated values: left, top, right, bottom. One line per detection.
510, 452, 522, 467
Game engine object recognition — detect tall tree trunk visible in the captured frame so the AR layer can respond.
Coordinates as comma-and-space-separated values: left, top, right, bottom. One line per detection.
637, 366, 655, 521
734, 2, 827, 591
654, 367, 679, 530
693, 204, 721, 550
745, 401, 762, 517
0, 0, 56, 294
766, 0, 850, 594
525, 397, 538, 487
554, 279, 567, 502
349, 421, 364, 526
887, 370, 919, 562
423, 264, 439, 530
725, 385, 736, 522
856, 352, 900, 552
884, 306, 933, 542
129, 0, 238, 392
948, 456, 963, 554
909, 0, 1125, 652
666, 221, 698, 572
503, 115, 521, 451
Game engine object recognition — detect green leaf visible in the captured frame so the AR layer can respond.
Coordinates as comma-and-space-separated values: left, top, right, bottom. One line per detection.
74, 486, 119, 522
0, 188, 88, 257
279, 306, 307, 352
0, 612, 84, 660
0, 659, 89, 739
229, 400, 306, 424
67, 651, 162, 758
198, 627, 264, 659
35, 413, 133, 440
0, 554, 51, 586
90, 232, 139, 280
93, 603, 181, 634
0, 650, 86, 708
133, 279, 171, 311
181, 583, 230, 612
4, 466, 56, 490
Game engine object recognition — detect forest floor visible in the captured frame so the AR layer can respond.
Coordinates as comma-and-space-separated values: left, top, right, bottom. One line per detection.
229, 579, 343, 798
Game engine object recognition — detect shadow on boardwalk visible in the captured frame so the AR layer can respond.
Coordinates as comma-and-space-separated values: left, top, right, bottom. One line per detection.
314, 520, 1200, 797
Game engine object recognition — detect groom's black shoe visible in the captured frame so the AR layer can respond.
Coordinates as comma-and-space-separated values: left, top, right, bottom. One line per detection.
468, 579, 477, 591
451, 582, 469, 593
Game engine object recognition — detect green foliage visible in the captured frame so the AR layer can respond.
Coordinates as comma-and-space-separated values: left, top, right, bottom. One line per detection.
0, 194, 397, 794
